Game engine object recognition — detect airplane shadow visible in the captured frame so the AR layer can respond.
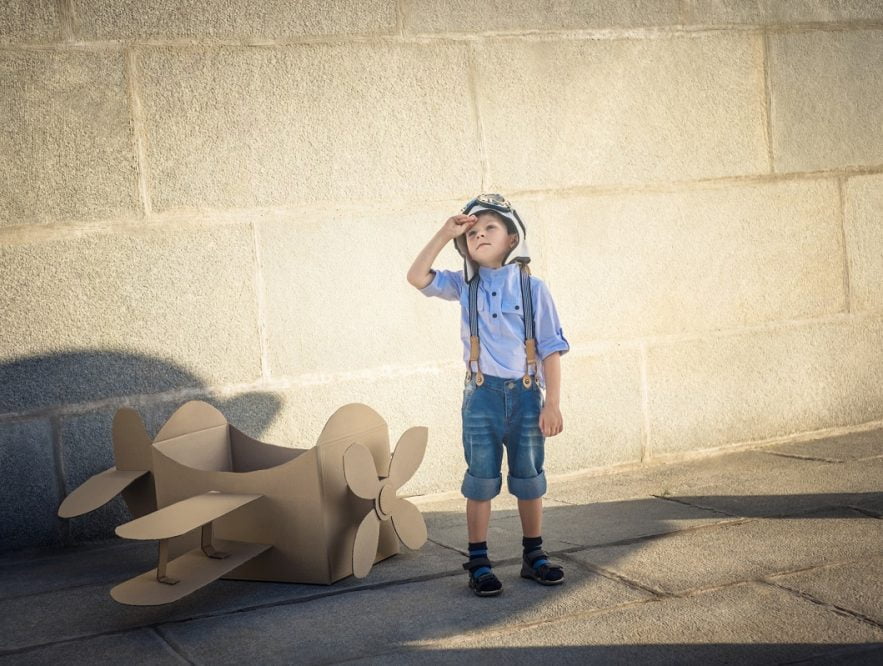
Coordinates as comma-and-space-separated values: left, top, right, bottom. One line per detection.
0, 351, 282, 551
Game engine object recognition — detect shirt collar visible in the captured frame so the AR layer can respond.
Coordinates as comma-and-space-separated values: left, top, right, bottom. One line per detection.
478, 263, 518, 286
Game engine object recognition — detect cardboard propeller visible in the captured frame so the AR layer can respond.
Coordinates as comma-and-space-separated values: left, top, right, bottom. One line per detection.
344, 427, 429, 578
57, 400, 429, 605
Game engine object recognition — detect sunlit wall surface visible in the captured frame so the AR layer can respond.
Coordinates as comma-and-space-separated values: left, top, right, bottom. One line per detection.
2, 1, 882, 550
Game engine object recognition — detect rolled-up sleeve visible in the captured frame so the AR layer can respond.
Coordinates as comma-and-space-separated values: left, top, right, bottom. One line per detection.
531, 278, 570, 360
419, 269, 465, 302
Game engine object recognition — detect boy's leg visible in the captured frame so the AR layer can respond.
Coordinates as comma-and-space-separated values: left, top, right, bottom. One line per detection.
517, 497, 542, 538
461, 377, 506, 596
467, 498, 492, 542
464, 500, 502, 596
506, 383, 564, 585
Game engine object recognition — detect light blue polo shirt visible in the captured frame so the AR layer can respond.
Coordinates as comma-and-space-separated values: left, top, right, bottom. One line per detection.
420, 263, 569, 387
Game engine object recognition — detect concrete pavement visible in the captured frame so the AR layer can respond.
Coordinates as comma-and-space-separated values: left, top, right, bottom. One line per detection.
1, 430, 881, 664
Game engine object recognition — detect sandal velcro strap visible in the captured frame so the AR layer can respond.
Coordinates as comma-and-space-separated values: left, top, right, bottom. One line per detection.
524, 549, 554, 567
535, 561, 562, 573
463, 556, 493, 572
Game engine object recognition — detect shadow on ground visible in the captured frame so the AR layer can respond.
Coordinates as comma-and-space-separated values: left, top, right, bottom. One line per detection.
1, 481, 880, 663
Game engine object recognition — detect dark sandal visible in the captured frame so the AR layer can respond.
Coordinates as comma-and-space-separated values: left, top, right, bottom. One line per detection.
520, 549, 564, 586
463, 556, 503, 597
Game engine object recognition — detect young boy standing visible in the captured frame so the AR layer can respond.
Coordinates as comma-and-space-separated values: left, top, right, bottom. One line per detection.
407, 193, 569, 596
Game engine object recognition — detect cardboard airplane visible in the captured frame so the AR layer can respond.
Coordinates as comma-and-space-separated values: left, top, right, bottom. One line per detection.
58, 400, 428, 606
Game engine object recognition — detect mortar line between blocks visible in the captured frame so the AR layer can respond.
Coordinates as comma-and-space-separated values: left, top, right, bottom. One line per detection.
55, 0, 74, 42
395, 0, 406, 38
125, 47, 152, 218
465, 42, 489, 190
837, 176, 853, 314
761, 30, 775, 174
4, 21, 883, 50
49, 414, 71, 545
677, 0, 690, 25
4, 165, 883, 243
251, 220, 271, 379
639, 342, 651, 462
151, 626, 197, 666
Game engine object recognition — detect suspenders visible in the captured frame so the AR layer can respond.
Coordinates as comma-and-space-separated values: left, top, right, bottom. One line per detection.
465, 263, 538, 388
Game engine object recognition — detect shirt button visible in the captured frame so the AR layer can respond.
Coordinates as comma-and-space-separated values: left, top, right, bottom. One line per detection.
492, 291, 497, 296
492, 313, 497, 318
515, 305, 520, 310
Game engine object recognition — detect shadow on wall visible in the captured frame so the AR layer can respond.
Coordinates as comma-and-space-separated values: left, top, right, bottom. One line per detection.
0, 351, 282, 552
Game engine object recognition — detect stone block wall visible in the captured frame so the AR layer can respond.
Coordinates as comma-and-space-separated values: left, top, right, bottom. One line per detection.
2, 1, 882, 550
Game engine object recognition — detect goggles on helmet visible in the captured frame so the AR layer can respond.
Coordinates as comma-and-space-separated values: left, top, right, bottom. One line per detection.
460, 193, 514, 216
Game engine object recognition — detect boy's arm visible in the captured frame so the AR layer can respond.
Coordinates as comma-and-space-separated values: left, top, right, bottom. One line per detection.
539, 352, 563, 437
407, 214, 477, 289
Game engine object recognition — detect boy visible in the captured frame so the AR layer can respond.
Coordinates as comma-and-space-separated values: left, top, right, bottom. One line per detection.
407, 193, 569, 596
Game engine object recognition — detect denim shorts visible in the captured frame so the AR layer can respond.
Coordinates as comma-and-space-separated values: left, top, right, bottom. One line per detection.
461, 373, 547, 501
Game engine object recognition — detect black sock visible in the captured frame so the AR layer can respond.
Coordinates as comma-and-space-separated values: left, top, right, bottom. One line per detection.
468, 541, 491, 578
522, 535, 543, 558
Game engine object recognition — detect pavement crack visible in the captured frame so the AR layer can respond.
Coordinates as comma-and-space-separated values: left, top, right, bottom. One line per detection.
761, 579, 883, 632
555, 552, 667, 598
760, 451, 844, 464
413, 596, 667, 650
0, 580, 118, 602
846, 505, 882, 519
426, 537, 467, 556
151, 626, 196, 665
777, 643, 883, 664
563, 516, 752, 552
0, 569, 466, 658
651, 494, 741, 517
543, 495, 581, 506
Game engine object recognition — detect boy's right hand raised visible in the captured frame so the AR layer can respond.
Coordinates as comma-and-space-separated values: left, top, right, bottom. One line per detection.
441, 214, 478, 240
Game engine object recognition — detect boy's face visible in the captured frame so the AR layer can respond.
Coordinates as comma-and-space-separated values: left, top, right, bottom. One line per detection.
465, 212, 518, 268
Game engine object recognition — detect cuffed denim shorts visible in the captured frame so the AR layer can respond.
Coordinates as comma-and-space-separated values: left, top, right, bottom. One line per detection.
461, 373, 547, 501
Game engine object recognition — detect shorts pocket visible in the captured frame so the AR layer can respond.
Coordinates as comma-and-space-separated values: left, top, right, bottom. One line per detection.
462, 381, 478, 412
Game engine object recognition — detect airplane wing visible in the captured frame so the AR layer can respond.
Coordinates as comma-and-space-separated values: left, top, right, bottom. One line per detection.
111, 491, 269, 606
58, 467, 148, 518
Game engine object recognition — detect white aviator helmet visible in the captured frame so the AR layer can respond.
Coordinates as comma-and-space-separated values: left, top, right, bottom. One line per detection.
454, 193, 531, 283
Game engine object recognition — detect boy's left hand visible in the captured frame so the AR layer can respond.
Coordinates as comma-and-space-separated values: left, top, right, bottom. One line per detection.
539, 403, 563, 437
